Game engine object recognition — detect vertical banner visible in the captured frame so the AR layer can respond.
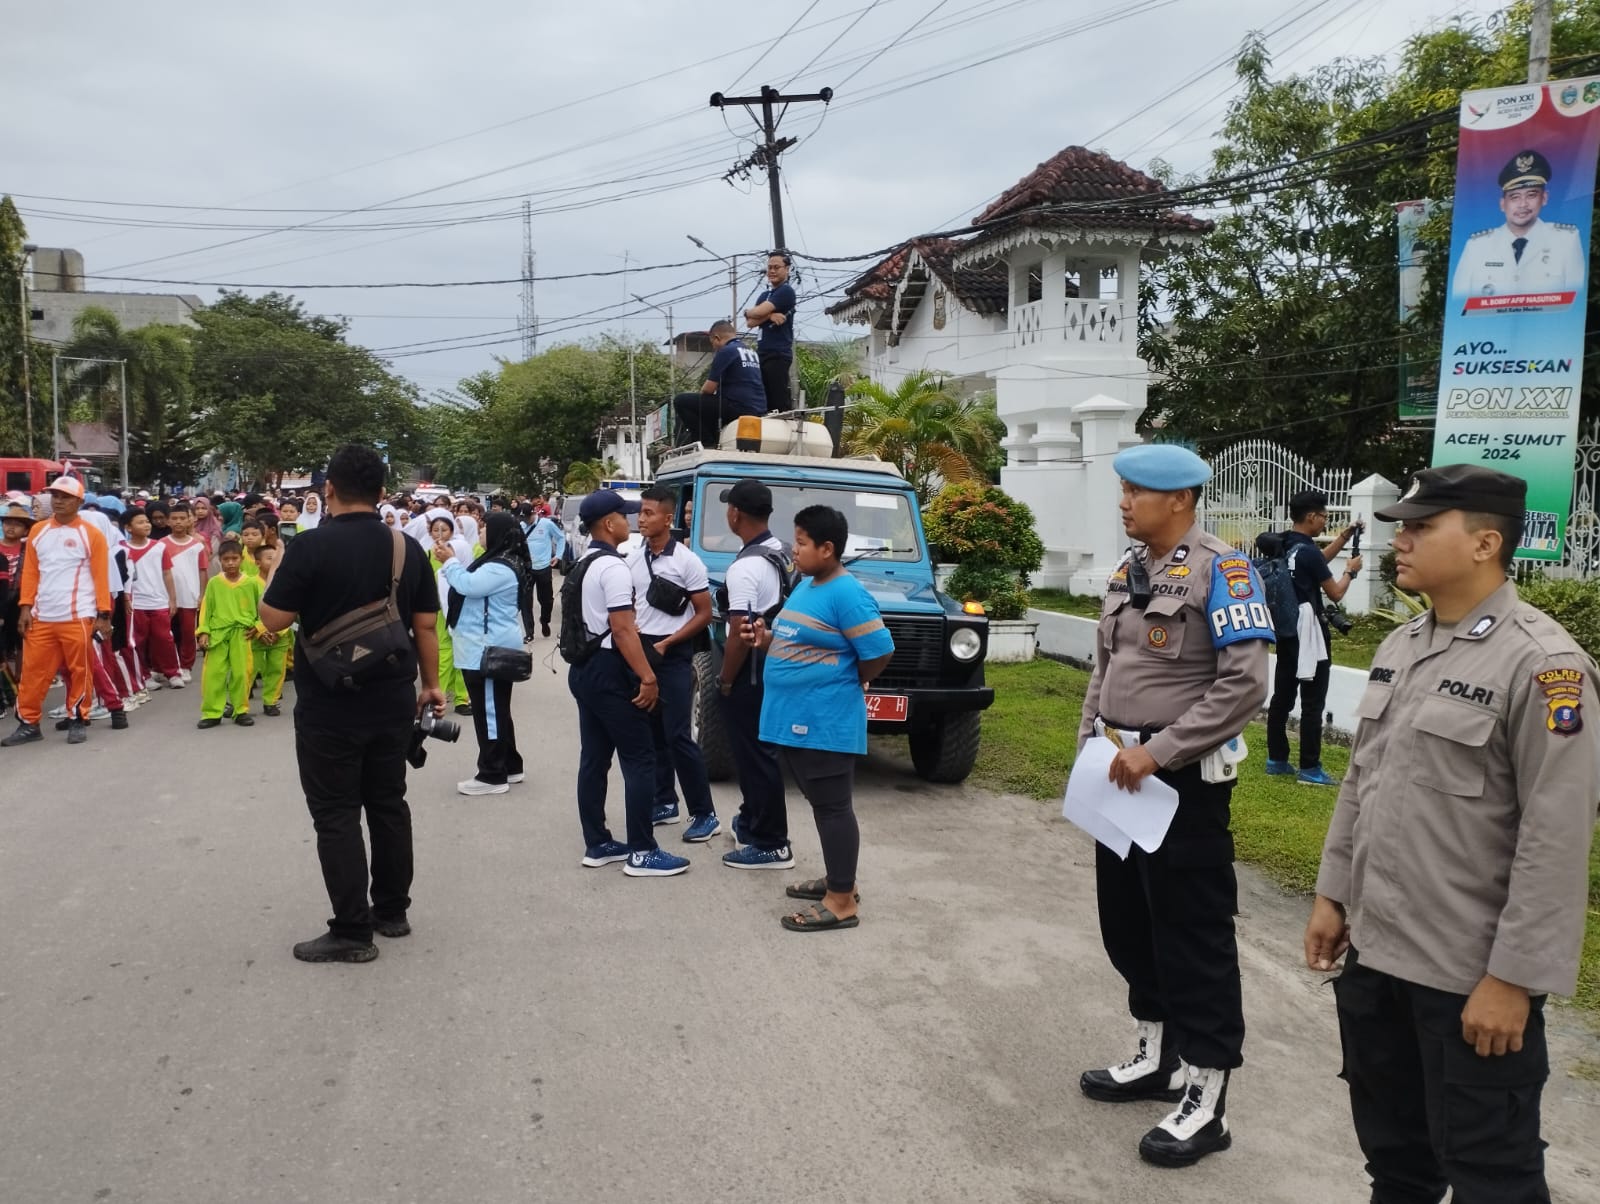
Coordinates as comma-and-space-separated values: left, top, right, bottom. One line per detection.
1433, 76, 1600, 560
1396, 200, 1437, 420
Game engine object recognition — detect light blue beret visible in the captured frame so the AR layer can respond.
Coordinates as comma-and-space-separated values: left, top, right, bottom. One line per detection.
1113, 444, 1212, 491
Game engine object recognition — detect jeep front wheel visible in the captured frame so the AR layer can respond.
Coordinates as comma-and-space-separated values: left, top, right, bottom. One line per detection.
908, 711, 981, 783
692, 650, 734, 781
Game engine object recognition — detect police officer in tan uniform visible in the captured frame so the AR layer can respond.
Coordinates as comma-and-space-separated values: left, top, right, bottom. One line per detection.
1077, 444, 1272, 1168
1305, 464, 1599, 1204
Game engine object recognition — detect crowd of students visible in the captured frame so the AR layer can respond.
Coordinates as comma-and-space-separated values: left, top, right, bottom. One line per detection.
0, 480, 564, 745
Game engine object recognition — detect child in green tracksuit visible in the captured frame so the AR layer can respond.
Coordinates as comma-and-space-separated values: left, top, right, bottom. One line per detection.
251, 542, 290, 716
197, 541, 264, 729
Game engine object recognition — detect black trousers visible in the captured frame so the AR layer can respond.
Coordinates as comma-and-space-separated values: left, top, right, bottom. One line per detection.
650, 644, 713, 817
568, 649, 656, 852
294, 714, 414, 940
673, 391, 754, 449
1094, 762, 1244, 1070
760, 352, 792, 412
1335, 950, 1550, 1204
1266, 634, 1331, 769
531, 567, 554, 628
778, 747, 858, 891
462, 668, 522, 785
719, 671, 788, 849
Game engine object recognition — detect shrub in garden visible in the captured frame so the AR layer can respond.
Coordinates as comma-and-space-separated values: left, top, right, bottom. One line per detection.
925, 482, 1044, 619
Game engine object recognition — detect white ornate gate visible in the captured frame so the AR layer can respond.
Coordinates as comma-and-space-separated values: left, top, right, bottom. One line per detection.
1201, 439, 1352, 550
1551, 417, 1600, 579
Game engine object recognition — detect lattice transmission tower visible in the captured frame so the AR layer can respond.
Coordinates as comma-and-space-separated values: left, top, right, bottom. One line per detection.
520, 199, 538, 359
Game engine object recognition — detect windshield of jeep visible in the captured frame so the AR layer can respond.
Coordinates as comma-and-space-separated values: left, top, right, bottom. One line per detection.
696, 480, 923, 561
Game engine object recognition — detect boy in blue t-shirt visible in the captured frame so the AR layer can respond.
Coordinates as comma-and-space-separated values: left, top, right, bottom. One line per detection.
745, 504, 895, 932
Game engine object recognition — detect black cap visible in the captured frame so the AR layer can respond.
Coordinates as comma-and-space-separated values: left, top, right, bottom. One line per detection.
719, 477, 772, 516
578, 489, 641, 524
1375, 464, 1527, 522
1498, 149, 1551, 191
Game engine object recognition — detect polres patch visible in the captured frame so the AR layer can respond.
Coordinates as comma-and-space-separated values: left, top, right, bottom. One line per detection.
1536, 667, 1584, 736
1217, 555, 1255, 600
1148, 626, 1169, 649
1207, 554, 1275, 648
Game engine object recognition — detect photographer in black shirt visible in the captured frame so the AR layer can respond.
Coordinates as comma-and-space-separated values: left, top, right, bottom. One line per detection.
260, 444, 444, 964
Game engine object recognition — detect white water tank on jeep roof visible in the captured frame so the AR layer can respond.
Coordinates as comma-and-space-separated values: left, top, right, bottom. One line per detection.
717, 415, 835, 458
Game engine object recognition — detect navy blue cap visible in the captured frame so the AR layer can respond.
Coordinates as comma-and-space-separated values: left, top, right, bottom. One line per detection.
1113, 444, 1212, 491
578, 489, 641, 523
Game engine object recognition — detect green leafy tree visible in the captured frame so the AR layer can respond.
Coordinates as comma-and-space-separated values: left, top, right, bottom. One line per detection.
1144, 4, 1600, 479
191, 291, 419, 484
415, 372, 500, 489
0, 196, 50, 455
843, 371, 998, 500
796, 339, 863, 408
59, 307, 202, 484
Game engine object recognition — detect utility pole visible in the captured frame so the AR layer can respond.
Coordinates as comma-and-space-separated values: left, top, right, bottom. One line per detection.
119, 359, 129, 489
1528, 0, 1553, 83
710, 84, 833, 252
19, 243, 36, 456
633, 292, 675, 444
520, 199, 538, 359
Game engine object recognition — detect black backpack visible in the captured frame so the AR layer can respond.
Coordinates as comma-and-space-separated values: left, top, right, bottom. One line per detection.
1251, 532, 1300, 640
714, 539, 801, 623
559, 546, 624, 665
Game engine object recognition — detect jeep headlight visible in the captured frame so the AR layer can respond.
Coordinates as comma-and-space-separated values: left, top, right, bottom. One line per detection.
949, 626, 982, 661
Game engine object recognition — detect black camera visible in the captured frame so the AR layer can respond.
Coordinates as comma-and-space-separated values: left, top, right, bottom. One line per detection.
1326, 606, 1354, 637
406, 710, 461, 768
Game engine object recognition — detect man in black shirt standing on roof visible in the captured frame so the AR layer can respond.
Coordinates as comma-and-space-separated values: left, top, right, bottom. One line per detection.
260, 444, 445, 965
744, 250, 797, 412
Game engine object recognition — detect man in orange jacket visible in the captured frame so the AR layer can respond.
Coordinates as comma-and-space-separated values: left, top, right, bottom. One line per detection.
2, 477, 111, 747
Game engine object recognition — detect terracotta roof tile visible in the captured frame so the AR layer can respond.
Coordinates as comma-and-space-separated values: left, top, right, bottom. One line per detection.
825, 237, 1008, 319
975, 145, 1210, 234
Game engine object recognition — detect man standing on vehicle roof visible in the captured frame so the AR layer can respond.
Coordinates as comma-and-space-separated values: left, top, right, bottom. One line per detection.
1306, 464, 1598, 1204
744, 251, 796, 412
672, 321, 767, 449
1076, 443, 1272, 1168
717, 478, 795, 871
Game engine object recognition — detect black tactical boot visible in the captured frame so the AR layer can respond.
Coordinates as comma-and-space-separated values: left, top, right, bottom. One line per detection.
1138, 1064, 1232, 1167
1080, 1020, 1184, 1103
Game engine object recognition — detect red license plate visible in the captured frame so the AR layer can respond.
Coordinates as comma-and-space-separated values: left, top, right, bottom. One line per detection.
866, 693, 908, 722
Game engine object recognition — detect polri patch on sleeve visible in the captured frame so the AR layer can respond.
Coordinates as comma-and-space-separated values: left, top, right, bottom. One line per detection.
1207, 555, 1276, 648
1535, 667, 1584, 735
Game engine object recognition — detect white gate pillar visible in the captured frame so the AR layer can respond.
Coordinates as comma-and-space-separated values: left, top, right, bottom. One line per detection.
1340, 474, 1400, 614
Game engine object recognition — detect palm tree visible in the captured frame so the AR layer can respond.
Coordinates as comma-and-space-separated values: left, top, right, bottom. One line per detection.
843, 371, 999, 500
563, 458, 613, 494
61, 307, 200, 484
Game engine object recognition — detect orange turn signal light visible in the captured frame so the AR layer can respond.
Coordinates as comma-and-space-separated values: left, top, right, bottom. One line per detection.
736, 416, 764, 440
962, 601, 986, 615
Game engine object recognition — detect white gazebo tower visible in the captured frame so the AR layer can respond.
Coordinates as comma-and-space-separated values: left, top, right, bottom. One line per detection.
953, 147, 1211, 592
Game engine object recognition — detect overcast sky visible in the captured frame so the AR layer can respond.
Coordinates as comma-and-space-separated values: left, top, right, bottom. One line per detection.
10, 0, 1502, 396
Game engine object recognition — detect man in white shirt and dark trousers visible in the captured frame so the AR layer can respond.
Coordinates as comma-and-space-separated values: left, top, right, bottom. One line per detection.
569, 490, 689, 878
716, 479, 794, 870
630, 486, 719, 841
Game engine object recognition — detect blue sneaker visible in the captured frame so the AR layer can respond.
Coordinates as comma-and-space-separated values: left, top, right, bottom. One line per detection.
1297, 766, 1339, 787
683, 813, 721, 843
1265, 759, 1295, 776
581, 840, 630, 867
722, 843, 795, 870
623, 847, 691, 877
652, 802, 682, 826
730, 813, 751, 847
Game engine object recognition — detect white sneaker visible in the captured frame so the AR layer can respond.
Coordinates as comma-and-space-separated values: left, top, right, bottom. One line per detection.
179, 668, 192, 684
133, 689, 151, 705
121, 696, 140, 712
87, 704, 110, 721
458, 778, 510, 796
507, 772, 526, 784
166, 675, 186, 690
48, 704, 69, 719
147, 677, 164, 691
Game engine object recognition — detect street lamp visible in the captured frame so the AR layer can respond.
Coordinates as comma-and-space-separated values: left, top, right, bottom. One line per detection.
632, 293, 675, 448
19, 243, 36, 456
687, 235, 739, 324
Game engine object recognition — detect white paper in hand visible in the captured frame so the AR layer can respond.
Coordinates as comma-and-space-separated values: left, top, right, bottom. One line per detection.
1061, 736, 1181, 859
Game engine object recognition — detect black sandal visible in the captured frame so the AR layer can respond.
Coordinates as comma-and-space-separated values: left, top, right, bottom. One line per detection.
784, 878, 861, 903
780, 902, 860, 932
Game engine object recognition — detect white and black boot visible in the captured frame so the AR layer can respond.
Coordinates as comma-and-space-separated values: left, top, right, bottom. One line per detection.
1079, 1020, 1185, 1104
1138, 1063, 1231, 1167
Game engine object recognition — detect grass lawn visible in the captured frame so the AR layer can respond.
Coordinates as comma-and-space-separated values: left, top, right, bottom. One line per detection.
1027, 588, 1104, 620
975, 658, 1600, 1017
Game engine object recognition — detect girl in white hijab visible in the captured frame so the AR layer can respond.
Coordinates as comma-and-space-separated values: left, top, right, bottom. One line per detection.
297, 492, 322, 530
379, 504, 401, 528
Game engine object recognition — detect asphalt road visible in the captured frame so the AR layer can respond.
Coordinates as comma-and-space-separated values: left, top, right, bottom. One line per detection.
3, 650, 1598, 1204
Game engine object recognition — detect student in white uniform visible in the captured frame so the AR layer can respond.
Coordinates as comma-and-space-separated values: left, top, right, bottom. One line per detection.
567, 490, 687, 878
629, 486, 717, 840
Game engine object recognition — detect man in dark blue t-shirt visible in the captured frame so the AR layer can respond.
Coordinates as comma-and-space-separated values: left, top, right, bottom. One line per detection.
743, 250, 797, 412
1263, 489, 1364, 786
672, 320, 767, 448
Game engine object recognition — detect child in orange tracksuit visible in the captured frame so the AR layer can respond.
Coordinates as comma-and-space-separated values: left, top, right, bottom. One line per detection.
1, 479, 110, 746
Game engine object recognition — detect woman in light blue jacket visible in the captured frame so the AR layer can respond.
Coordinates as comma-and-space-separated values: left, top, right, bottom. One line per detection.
436, 511, 533, 796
